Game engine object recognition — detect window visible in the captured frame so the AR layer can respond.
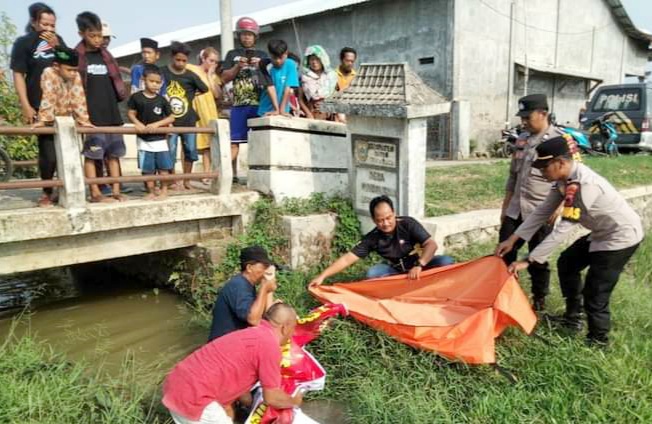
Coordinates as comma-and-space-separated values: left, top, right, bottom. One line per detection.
591, 88, 642, 112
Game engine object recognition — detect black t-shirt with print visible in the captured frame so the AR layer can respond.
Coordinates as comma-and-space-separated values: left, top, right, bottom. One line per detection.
10, 31, 67, 110
127, 92, 172, 141
85, 50, 122, 125
160, 67, 208, 126
351, 216, 431, 268
222, 48, 269, 106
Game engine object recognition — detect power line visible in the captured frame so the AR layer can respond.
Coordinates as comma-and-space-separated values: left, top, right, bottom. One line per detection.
479, 0, 614, 35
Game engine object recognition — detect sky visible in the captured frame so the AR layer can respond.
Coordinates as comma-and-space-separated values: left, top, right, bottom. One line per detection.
2, 0, 652, 51
0, 0, 652, 53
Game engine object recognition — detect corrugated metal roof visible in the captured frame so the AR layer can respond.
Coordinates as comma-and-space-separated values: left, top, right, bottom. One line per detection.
110, 0, 372, 58
605, 0, 652, 44
110, 0, 651, 59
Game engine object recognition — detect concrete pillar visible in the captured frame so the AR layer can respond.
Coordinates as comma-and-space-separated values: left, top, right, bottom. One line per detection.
210, 119, 232, 195
451, 100, 471, 159
247, 116, 349, 202
54, 117, 86, 209
400, 118, 427, 218
220, 0, 234, 59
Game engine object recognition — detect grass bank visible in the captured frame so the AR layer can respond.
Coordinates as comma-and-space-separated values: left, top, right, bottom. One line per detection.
425, 155, 652, 216
296, 237, 652, 423
2, 196, 650, 423
0, 324, 172, 423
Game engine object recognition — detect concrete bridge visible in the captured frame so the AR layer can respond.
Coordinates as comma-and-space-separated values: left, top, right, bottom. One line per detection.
0, 118, 259, 275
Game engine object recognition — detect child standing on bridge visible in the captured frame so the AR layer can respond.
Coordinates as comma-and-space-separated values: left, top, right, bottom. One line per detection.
127, 65, 175, 200
161, 41, 208, 190
74, 11, 128, 203
33, 47, 91, 129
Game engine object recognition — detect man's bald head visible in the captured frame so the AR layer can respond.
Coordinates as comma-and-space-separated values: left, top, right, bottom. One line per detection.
265, 303, 297, 344
265, 302, 297, 325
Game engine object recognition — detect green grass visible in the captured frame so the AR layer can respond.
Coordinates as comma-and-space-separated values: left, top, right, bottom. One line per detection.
0, 324, 173, 424
1, 195, 650, 423
282, 237, 652, 423
426, 155, 652, 216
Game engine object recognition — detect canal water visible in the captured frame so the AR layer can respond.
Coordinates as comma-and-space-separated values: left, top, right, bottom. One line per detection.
0, 288, 206, 373
0, 269, 347, 422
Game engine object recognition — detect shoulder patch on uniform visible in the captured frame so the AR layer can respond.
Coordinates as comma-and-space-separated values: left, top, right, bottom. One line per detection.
561, 182, 581, 221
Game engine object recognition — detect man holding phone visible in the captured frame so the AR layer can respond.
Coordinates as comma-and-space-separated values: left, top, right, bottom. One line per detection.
220, 17, 269, 183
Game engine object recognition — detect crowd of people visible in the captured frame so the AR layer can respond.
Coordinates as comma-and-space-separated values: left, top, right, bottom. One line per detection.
9, 5, 357, 205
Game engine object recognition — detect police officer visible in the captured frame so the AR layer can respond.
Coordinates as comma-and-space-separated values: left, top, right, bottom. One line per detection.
496, 137, 643, 346
498, 94, 564, 311
309, 195, 455, 287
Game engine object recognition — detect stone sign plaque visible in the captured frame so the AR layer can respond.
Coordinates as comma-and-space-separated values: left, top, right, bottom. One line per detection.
352, 135, 399, 215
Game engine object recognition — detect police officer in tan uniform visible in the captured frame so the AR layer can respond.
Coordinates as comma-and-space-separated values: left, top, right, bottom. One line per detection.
499, 94, 564, 311
496, 137, 644, 346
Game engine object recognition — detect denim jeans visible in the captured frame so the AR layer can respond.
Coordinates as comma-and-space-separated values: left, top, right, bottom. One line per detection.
168, 133, 198, 164
366, 255, 455, 279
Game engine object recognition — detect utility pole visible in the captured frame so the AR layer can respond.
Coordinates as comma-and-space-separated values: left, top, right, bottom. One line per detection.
220, 0, 233, 59
505, 1, 515, 127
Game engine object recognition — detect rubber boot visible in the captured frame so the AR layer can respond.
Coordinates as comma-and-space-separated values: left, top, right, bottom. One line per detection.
532, 296, 546, 312
562, 296, 583, 332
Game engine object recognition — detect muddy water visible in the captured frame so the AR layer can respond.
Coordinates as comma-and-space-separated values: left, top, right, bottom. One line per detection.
0, 288, 206, 373
0, 273, 348, 422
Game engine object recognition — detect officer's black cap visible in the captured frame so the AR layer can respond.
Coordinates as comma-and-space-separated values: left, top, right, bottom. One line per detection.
240, 245, 272, 267
516, 94, 549, 117
140, 37, 159, 50
532, 136, 571, 169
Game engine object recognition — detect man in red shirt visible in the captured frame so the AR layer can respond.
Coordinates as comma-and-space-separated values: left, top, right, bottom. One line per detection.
162, 303, 302, 423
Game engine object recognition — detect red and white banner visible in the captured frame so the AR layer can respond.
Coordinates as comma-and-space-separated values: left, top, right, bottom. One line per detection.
245, 304, 348, 424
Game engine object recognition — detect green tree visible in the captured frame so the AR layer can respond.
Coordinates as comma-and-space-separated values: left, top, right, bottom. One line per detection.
0, 12, 38, 172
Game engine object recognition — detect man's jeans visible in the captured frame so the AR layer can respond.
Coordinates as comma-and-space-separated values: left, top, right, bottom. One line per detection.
366, 255, 455, 279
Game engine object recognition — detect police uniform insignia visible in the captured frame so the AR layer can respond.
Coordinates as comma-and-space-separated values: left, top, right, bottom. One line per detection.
561, 182, 581, 221
561, 133, 583, 162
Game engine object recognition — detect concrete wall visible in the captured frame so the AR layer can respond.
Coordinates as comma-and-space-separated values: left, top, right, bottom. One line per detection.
116, 0, 648, 151
455, 0, 650, 147
0, 192, 260, 274
117, 0, 455, 98
422, 185, 652, 253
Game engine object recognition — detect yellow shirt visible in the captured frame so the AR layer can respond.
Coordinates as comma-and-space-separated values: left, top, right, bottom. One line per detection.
186, 64, 221, 150
336, 67, 356, 91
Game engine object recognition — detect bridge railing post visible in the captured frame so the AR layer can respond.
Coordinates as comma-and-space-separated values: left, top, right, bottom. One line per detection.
54, 117, 86, 209
209, 119, 232, 195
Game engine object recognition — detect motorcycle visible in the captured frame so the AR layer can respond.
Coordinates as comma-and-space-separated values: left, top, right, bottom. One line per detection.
551, 112, 619, 157
496, 125, 522, 158
586, 112, 619, 157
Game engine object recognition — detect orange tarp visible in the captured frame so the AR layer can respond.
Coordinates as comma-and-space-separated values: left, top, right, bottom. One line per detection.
309, 256, 537, 364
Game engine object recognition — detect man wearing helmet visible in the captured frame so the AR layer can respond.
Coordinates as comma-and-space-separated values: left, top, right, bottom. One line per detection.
221, 17, 269, 183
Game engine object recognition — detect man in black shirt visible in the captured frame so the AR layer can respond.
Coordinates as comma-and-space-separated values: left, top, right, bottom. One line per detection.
309, 196, 455, 287
221, 17, 269, 182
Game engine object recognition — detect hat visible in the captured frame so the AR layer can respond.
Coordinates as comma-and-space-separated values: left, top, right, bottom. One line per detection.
240, 245, 273, 267
532, 136, 571, 169
140, 37, 159, 50
516, 94, 548, 117
101, 22, 116, 38
53, 47, 79, 66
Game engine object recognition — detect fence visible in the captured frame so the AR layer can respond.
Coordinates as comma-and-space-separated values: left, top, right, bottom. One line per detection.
0, 117, 232, 208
